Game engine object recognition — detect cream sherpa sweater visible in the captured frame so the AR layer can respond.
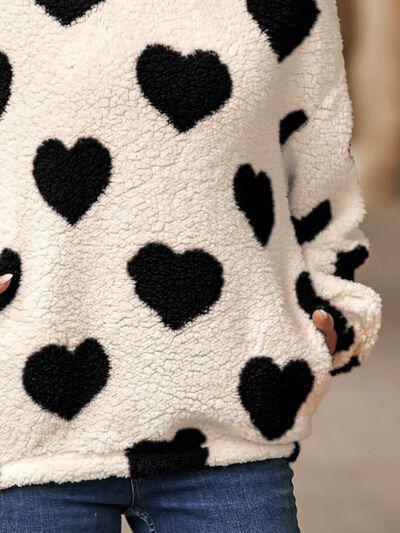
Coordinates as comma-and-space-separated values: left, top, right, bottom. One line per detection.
0, 0, 381, 489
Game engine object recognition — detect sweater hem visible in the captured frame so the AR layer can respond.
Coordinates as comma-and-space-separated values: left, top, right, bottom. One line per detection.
0, 441, 297, 490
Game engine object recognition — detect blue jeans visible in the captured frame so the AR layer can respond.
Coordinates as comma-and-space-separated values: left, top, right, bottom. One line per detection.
0, 459, 300, 532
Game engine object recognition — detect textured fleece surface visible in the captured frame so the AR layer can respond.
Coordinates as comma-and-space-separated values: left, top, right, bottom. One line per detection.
0, 0, 381, 489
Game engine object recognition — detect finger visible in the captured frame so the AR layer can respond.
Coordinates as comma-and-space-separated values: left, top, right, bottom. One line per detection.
312, 309, 334, 331
0, 273, 13, 294
312, 309, 337, 355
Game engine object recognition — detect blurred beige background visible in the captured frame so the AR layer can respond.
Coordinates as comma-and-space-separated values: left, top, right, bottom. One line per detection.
338, 0, 400, 206
124, 2, 400, 531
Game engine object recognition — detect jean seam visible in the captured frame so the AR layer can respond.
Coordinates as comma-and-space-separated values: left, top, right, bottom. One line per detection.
132, 507, 156, 533
126, 478, 156, 533
129, 477, 135, 508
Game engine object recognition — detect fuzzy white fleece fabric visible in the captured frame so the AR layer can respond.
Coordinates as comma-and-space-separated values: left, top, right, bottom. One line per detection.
0, 0, 381, 489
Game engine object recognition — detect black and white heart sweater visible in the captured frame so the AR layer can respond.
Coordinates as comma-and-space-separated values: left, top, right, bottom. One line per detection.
0, 0, 381, 489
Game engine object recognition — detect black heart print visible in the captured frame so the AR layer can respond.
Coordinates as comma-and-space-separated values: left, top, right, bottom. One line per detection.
125, 428, 208, 477
280, 110, 308, 145
247, 0, 320, 62
0, 52, 12, 119
330, 356, 360, 376
335, 245, 369, 282
33, 137, 112, 225
127, 242, 224, 330
23, 338, 110, 420
35, 0, 105, 26
234, 164, 275, 247
136, 44, 232, 132
238, 356, 314, 440
292, 200, 332, 245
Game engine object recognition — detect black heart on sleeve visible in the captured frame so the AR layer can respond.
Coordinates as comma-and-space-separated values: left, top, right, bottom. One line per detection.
335, 246, 369, 281
234, 164, 275, 247
280, 110, 308, 145
247, 0, 320, 62
291, 200, 332, 245
0, 52, 12, 119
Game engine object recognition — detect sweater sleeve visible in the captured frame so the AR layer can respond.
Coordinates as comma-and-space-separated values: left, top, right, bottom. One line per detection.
282, 35, 382, 375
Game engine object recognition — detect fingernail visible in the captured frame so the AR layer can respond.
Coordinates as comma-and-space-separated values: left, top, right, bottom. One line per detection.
318, 309, 328, 319
0, 273, 13, 284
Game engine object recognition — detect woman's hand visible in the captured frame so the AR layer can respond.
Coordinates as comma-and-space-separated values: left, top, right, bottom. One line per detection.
312, 309, 337, 355
0, 273, 13, 294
